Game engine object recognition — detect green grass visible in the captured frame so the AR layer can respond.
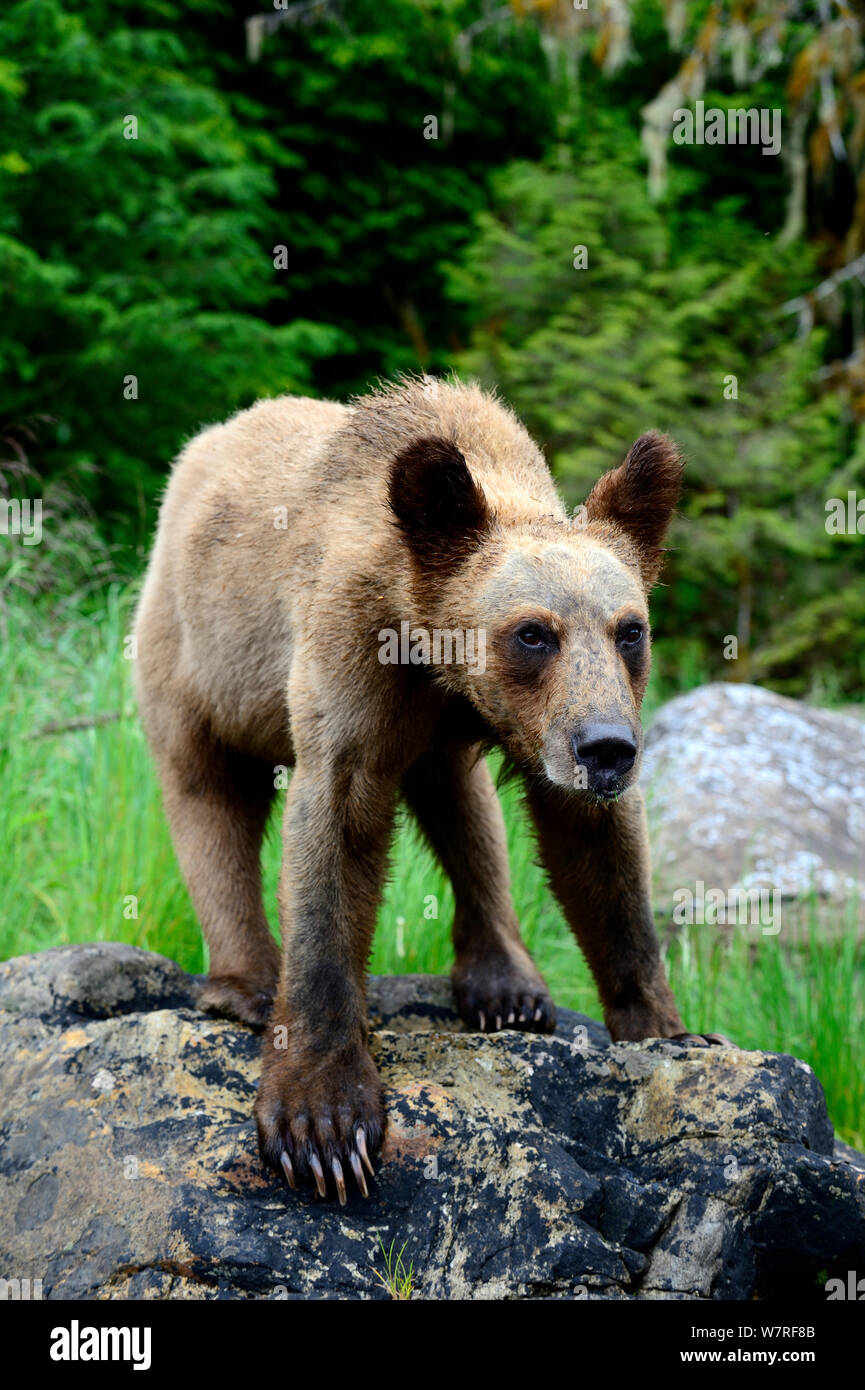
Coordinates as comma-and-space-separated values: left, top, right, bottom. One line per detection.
2, 585, 863, 1149
371, 1238, 414, 1300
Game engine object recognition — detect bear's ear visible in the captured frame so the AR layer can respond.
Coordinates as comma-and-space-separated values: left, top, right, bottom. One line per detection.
582, 431, 683, 586
388, 436, 490, 571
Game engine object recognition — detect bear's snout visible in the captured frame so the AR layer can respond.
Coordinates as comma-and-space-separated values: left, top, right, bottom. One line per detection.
571, 723, 637, 796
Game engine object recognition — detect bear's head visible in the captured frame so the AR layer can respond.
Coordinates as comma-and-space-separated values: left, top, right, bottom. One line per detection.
389, 431, 682, 800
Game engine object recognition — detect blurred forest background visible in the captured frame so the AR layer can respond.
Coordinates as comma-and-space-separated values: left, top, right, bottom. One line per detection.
2, 1, 864, 1138
2, 0, 865, 694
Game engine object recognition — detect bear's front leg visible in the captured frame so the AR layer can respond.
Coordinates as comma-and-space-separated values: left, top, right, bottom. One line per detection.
255, 757, 398, 1204
402, 745, 555, 1033
527, 782, 730, 1047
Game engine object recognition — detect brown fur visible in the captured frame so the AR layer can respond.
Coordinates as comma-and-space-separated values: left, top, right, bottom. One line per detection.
134, 374, 719, 1204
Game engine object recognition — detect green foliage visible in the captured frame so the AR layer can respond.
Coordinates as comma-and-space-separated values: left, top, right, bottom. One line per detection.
0, 0, 352, 526
1, 0, 862, 691
445, 113, 864, 695
202, 0, 557, 385
0, 0, 562, 537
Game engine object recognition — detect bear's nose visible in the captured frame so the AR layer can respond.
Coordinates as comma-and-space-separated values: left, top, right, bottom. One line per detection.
571, 724, 637, 793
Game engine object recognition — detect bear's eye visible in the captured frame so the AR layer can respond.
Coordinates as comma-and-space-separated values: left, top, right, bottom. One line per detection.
516, 623, 553, 651
617, 622, 645, 648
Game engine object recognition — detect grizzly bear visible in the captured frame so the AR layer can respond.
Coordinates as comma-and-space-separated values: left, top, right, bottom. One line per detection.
134, 375, 727, 1205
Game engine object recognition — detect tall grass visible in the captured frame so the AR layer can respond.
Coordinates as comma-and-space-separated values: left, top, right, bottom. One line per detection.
1, 584, 862, 1148
1, 584, 203, 969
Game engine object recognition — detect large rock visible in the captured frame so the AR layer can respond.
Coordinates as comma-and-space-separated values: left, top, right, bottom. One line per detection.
641, 683, 865, 924
1, 944, 863, 1300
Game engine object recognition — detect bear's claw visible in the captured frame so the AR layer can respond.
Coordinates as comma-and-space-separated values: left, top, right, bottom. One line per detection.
256, 1046, 384, 1204
279, 1126, 377, 1206
280, 1150, 296, 1189
454, 952, 557, 1036
349, 1150, 368, 1198
474, 996, 554, 1033
670, 1031, 735, 1048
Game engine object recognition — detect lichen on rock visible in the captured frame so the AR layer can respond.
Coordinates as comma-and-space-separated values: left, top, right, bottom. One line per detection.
0, 944, 863, 1299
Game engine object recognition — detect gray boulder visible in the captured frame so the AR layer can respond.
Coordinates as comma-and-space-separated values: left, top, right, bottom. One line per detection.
1, 944, 863, 1300
641, 683, 865, 925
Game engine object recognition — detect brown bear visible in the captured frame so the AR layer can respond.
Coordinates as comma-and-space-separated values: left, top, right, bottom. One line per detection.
134, 375, 727, 1206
